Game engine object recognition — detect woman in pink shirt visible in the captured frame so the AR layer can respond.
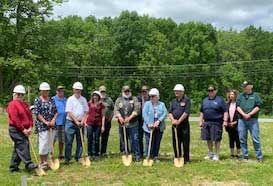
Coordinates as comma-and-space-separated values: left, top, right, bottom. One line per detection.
225, 90, 241, 159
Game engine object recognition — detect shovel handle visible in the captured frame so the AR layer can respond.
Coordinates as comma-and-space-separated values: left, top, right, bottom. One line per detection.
147, 129, 153, 159
49, 128, 55, 156
123, 126, 128, 155
79, 127, 86, 155
28, 137, 39, 164
174, 127, 180, 158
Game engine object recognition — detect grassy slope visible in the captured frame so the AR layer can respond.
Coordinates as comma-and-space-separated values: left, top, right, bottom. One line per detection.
0, 113, 273, 186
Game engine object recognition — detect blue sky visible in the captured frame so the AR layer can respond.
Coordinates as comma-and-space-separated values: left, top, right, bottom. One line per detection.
53, 0, 273, 31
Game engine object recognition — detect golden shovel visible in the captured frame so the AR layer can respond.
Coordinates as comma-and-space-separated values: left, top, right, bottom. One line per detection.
28, 137, 46, 176
79, 126, 91, 167
143, 128, 154, 166
122, 125, 132, 166
48, 128, 60, 171
174, 127, 184, 167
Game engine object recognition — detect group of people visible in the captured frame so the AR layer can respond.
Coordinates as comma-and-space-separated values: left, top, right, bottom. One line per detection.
7, 80, 263, 173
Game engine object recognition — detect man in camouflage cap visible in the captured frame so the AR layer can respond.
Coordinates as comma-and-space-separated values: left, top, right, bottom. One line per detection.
114, 85, 141, 161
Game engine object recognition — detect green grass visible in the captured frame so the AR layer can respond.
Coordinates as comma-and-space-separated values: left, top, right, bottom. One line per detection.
1, 114, 273, 186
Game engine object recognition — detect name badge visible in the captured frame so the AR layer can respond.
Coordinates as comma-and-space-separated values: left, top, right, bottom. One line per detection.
180, 102, 186, 107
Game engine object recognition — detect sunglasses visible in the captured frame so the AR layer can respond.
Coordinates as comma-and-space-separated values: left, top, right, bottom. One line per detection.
150, 95, 156, 98
124, 90, 130, 93
17, 93, 24, 96
208, 90, 214, 92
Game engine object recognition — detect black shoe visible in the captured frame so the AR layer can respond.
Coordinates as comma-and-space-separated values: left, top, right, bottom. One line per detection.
58, 155, 64, 160
26, 163, 38, 171
64, 160, 70, 165
257, 158, 263, 163
10, 167, 21, 173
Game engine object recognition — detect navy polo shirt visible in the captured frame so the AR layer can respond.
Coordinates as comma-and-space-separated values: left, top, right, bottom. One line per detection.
200, 96, 227, 121
169, 97, 191, 121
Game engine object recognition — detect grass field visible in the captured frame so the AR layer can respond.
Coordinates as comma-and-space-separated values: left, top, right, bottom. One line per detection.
1, 113, 273, 186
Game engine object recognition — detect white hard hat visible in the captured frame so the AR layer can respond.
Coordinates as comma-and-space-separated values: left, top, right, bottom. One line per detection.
39, 82, 50, 90
92, 91, 102, 98
173, 84, 185, 91
72, 82, 83, 90
13, 85, 26, 94
149, 88, 160, 97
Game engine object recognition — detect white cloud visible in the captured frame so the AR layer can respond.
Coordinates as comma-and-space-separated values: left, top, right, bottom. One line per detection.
52, 0, 273, 31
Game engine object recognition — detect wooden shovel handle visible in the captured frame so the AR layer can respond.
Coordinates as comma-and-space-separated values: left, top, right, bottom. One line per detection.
123, 126, 128, 155
49, 128, 55, 156
28, 137, 39, 164
147, 129, 153, 159
174, 127, 180, 158
79, 127, 86, 155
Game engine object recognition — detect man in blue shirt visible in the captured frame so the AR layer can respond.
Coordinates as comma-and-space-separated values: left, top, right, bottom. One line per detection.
52, 86, 67, 159
169, 84, 191, 163
200, 85, 228, 161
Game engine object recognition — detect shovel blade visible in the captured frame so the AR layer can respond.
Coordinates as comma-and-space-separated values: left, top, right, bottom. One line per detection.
122, 155, 132, 166
174, 158, 184, 168
143, 159, 154, 166
80, 157, 91, 167
48, 158, 60, 171
35, 168, 46, 176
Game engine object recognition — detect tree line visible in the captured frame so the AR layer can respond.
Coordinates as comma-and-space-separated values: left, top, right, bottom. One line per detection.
1, 0, 273, 114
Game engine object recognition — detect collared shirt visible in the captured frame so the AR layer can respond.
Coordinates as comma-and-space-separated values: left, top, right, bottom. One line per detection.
114, 96, 140, 127
34, 97, 57, 133
236, 92, 262, 118
52, 95, 67, 126
66, 95, 89, 121
200, 96, 227, 121
7, 100, 33, 131
101, 96, 114, 120
142, 101, 167, 133
169, 97, 191, 122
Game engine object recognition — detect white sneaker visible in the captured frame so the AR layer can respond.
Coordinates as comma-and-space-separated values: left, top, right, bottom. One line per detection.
204, 152, 214, 160
212, 154, 219, 161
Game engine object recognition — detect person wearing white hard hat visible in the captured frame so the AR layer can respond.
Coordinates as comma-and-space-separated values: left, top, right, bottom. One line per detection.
84, 91, 105, 160
7, 85, 38, 172
142, 88, 167, 163
169, 84, 191, 163
64, 82, 89, 163
34, 82, 58, 169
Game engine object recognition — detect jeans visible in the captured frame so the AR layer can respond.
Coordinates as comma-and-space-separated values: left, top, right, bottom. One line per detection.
9, 126, 33, 171
119, 125, 140, 160
144, 129, 163, 159
87, 125, 101, 156
238, 118, 262, 159
65, 120, 83, 161
101, 120, 111, 155
172, 122, 190, 162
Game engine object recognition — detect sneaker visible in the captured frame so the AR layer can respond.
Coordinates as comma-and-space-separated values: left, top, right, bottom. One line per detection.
154, 158, 160, 163
230, 155, 235, 159
204, 152, 214, 160
64, 160, 70, 165
39, 162, 48, 169
94, 156, 100, 160
10, 167, 21, 173
212, 154, 219, 161
58, 155, 64, 160
26, 163, 38, 171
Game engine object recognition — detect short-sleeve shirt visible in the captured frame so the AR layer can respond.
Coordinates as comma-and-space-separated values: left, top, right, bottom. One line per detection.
169, 97, 191, 122
236, 92, 262, 118
200, 96, 227, 122
86, 102, 105, 126
34, 97, 57, 133
52, 95, 67, 126
66, 95, 89, 121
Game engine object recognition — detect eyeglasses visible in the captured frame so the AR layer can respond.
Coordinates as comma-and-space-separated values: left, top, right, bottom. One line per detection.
17, 93, 24, 96
208, 90, 214, 92
150, 95, 156, 98
124, 90, 130, 93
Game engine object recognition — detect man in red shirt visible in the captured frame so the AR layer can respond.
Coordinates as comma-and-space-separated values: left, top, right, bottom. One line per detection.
7, 85, 37, 172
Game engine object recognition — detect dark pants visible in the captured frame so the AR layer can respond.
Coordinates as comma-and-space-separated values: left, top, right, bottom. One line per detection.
9, 126, 33, 171
138, 118, 144, 158
144, 129, 163, 159
65, 120, 83, 161
172, 122, 190, 162
226, 127, 241, 149
119, 125, 140, 160
100, 120, 111, 155
87, 125, 101, 156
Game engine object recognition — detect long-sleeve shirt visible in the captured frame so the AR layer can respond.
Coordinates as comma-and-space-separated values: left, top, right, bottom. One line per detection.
7, 100, 33, 132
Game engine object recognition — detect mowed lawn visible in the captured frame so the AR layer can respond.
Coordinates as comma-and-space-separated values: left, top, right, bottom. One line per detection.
0, 113, 273, 186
